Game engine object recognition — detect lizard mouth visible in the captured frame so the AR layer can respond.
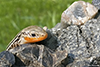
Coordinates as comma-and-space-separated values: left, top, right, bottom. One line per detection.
24, 33, 48, 43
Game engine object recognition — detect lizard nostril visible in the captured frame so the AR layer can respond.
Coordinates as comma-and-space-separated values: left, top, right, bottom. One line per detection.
31, 34, 36, 37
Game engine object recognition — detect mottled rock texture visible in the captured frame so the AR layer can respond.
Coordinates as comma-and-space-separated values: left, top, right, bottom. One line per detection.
61, 1, 98, 25
51, 14, 100, 67
92, 0, 100, 10
8, 43, 67, 67
1, 0, 100, 67
0, 51, 15, 67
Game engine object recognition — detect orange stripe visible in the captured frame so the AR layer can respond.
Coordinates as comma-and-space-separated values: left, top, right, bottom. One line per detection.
24, 33, 48, 43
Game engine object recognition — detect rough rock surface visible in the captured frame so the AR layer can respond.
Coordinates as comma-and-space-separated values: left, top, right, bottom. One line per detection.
9, 44, 67, 67
1, 0, 100, 67
0, 51, 15, 67
92, 0, 100, 10
61, 1, 98, 25
51, 14, 100, 67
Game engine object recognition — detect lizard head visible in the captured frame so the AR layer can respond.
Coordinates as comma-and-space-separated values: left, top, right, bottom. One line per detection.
21, 26, 48, 44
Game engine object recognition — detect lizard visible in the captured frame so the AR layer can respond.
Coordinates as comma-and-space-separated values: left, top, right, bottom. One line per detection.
6, 26, 48, 51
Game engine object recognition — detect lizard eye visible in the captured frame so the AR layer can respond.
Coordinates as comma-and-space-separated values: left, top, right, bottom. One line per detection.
31, 34, 36, 37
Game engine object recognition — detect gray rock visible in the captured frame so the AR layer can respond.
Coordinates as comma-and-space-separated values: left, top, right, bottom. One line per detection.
56, 25, 88, 60
51, 18, 100, 67
61, 1, 98, 25
92, 0, 100, 10
0, 51, 15, 67
9, 44, 67, 67
89, 56, 100, 67
81, 19, 100, 57
66, 60, 89, 67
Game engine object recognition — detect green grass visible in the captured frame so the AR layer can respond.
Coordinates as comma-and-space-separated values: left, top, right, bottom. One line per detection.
0, 0, 92, 52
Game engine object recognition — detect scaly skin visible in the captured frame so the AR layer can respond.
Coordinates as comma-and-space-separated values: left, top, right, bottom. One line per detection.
6, 26, 48, 51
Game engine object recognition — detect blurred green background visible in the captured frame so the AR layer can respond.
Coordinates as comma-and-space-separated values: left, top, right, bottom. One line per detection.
0, 0, 92, 52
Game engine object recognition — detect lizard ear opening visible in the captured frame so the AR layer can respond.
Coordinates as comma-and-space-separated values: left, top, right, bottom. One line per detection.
31, 33, 36, 37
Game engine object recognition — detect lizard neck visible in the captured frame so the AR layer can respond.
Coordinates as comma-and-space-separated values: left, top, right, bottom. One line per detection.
6, 32, 25, 51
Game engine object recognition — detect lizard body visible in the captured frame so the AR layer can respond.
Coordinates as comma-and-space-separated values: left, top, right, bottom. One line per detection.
6, 26, 48, 51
